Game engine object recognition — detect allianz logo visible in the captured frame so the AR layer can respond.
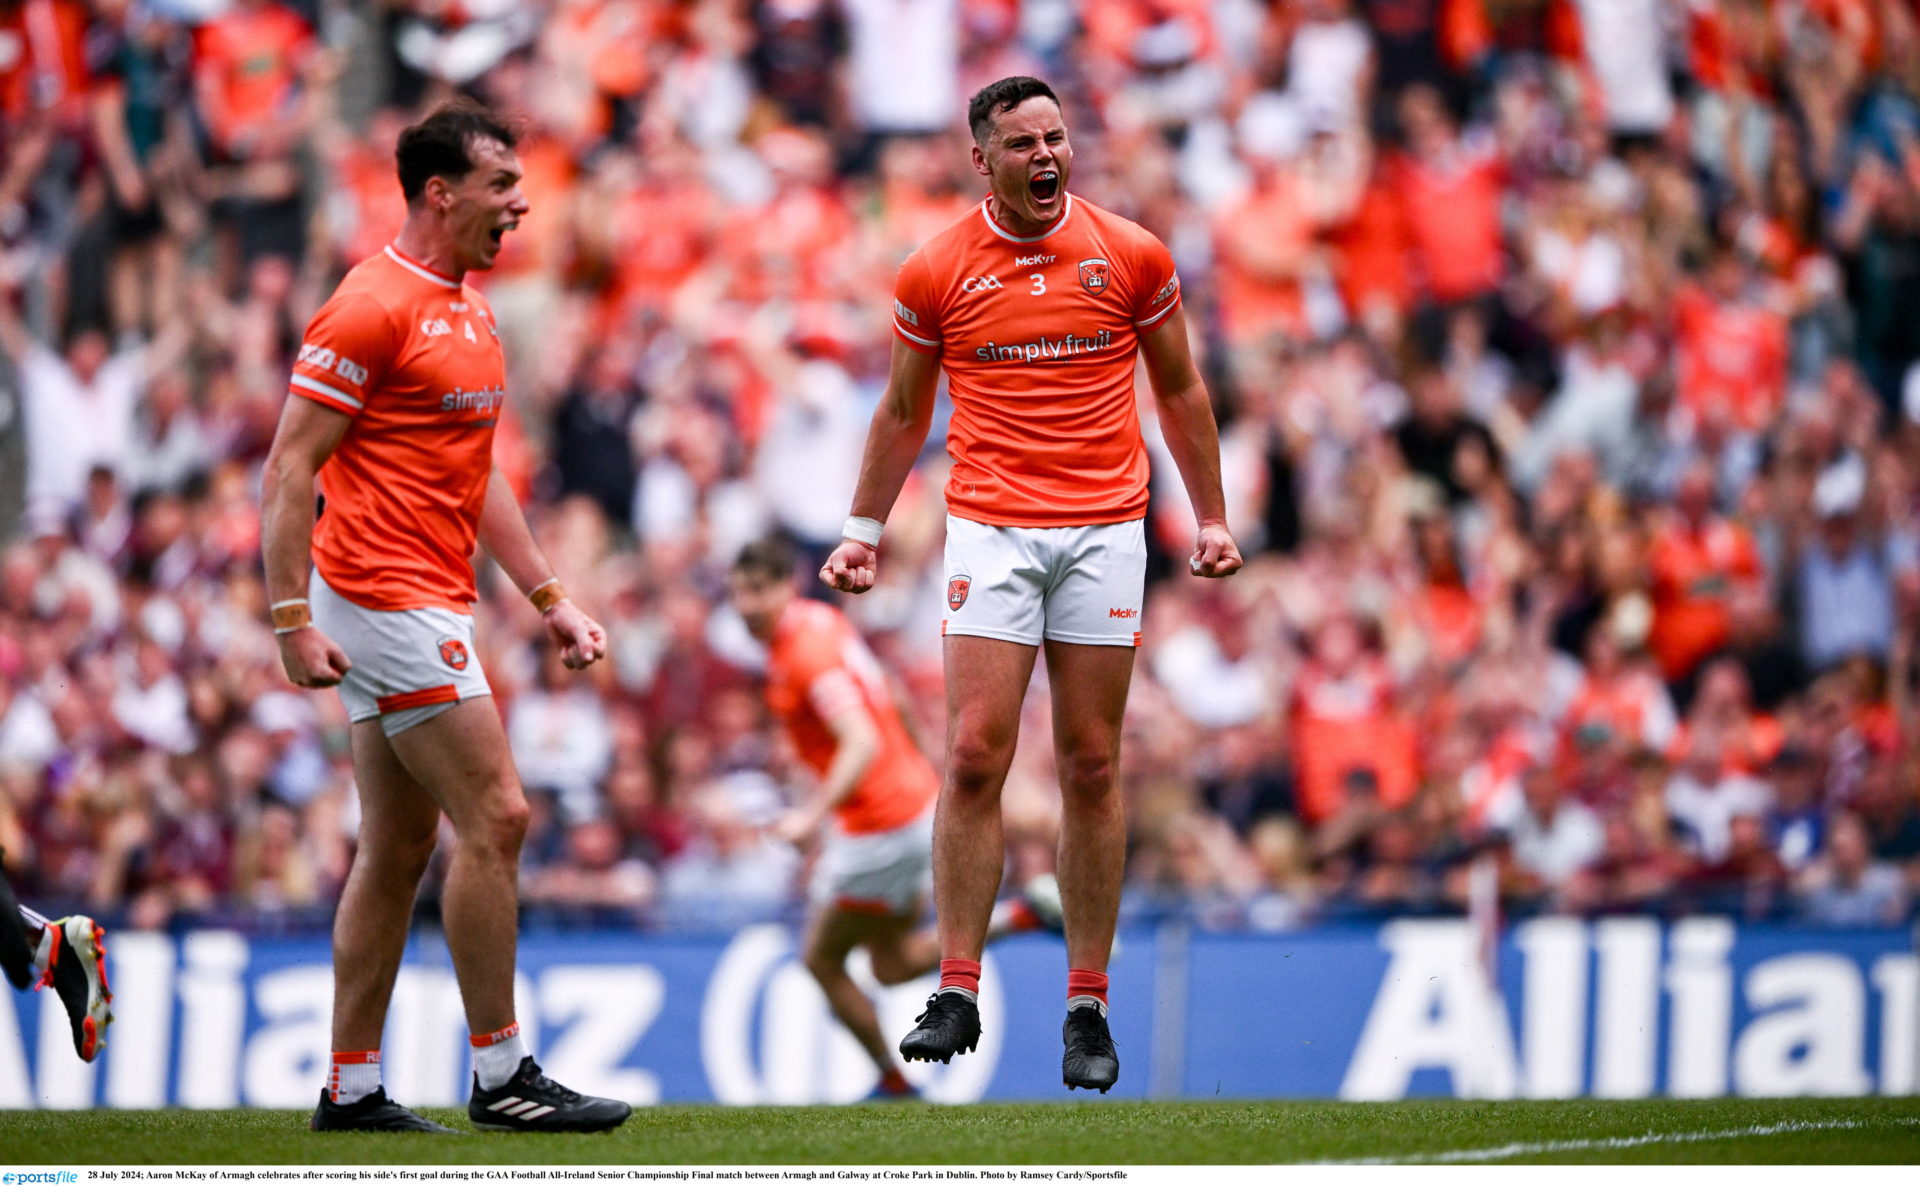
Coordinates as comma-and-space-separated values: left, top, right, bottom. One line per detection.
7, 926, 997, 1109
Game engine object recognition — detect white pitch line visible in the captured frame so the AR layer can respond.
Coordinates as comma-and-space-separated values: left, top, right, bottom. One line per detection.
1311, 1116, 1920, 1165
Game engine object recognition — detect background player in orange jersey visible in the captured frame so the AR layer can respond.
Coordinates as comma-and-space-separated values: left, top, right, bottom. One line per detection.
259, 101, 628, 1134
822, 77, 1242, 1093
731, 536, 1054, 1101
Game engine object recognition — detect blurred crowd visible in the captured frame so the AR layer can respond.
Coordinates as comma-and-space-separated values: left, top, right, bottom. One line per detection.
1, 0, 1918, 935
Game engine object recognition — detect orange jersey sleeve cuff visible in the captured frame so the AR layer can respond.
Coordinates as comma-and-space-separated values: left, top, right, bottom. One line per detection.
1133, 289, 1183, 330
893, 320, 941, 354
289, 373, 365, 416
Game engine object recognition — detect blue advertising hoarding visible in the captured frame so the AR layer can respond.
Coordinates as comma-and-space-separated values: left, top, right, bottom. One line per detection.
1, 919, 1912, 1108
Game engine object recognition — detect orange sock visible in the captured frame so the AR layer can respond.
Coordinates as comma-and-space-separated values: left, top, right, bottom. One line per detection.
1067, 968, 1108, 1014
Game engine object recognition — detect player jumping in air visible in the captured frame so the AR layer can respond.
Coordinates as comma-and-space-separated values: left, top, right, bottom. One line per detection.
730, 536, 1060, 1101
261, 100, 629, 1134
0, 851, 113, 1062
821, 77, 1242, 1093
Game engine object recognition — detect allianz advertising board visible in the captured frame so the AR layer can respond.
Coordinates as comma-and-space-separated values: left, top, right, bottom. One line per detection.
2, 920, 1914, 1107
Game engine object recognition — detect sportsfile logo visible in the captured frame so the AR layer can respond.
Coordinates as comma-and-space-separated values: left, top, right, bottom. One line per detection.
974, 329, 1114, 363
3, 1172, 79, 1183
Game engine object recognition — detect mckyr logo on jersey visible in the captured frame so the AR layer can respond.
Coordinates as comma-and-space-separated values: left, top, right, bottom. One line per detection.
1015, 253, 1056, 267
947, 575, 971, 611
1079, 258, 1110, 294
438, 638, 469, 671
961, 275, 1004, 293
1108, 608, 1139, 619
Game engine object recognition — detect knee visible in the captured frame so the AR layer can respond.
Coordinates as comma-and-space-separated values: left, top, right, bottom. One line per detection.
868, 951, 913, 987
804, 947, 847, 984
461, 786, 530, 863
1057, 746, 1118, 804
946, 733, 1014, 797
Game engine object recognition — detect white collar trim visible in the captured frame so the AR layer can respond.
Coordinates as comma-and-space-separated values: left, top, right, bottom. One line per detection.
384, 245, 461, 289
980, 194, 1073, 244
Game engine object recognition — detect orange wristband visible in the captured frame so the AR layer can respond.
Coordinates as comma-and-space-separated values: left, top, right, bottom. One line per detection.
529, 579, 567, 614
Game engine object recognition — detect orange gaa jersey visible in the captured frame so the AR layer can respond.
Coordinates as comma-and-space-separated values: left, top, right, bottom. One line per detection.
766, 600, 938, 835
892, 193, 1183, 527
289, 246, 507, 613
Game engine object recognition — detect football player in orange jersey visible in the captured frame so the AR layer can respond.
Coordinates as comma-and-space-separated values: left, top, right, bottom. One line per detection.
731, 536, 1056, 1100
822, 77, 1242, 1092
261, 101, 627, 1134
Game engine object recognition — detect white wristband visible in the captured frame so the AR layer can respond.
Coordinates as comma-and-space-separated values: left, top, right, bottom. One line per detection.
842, 516, 883, 547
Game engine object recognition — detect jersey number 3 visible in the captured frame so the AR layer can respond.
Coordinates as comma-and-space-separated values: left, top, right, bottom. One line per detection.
1030, 273, 1046, 296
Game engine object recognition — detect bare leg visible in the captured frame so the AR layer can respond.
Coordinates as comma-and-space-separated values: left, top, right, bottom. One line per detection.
329, 720, 442, 1051
1042, 641, 1134, 974
803, 907, 918, 1075
870, 924, 943, 985
933, 636, 1038, 963
383, 698, 530, 1035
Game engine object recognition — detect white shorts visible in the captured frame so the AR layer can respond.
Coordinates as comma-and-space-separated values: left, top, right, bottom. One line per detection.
309, 574, 492, 736
942, 514, 1146, 647
811, 809, 934, 916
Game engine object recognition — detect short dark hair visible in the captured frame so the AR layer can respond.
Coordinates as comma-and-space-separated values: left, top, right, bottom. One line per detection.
395, 99, 518, 203
731, 534, 798, 586
967, 76, 1059, 143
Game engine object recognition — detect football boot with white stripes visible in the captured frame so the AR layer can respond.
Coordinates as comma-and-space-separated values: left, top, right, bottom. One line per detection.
468, 1056, 632, 1132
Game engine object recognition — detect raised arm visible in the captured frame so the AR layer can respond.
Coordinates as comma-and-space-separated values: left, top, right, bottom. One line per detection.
477, 467, 607, 670
1139, 304, 1243, 578
819, 336, 942, 594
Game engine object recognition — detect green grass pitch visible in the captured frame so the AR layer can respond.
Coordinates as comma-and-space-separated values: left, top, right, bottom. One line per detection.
0, 1098, 1916, 1164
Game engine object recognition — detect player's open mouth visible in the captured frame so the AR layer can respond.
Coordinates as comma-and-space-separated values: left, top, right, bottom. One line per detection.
1029, 171, 1059, 204
489, 222, 515, 246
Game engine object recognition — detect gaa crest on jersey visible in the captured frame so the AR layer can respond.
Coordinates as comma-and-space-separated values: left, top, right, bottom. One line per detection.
947, 575, 971, 611
438, 637, 470, 671
1078, 258, 1110, 294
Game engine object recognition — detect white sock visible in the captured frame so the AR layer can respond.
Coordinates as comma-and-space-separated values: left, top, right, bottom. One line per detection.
471, 1023, 529, 1091
1067, 995, 1107, 1017
30, 922, 53, 977
936, 985, 978, 1004
329, 1052, 382, 1105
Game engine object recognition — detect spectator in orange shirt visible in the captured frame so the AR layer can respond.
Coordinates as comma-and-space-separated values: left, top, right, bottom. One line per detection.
1673, 247, 1790, 433
1647, 460, 1763, 683
0, 0, 90, 230
191, 0, 320, 274
1392, 84, 1505, 306
1288, 612, 1418, 825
